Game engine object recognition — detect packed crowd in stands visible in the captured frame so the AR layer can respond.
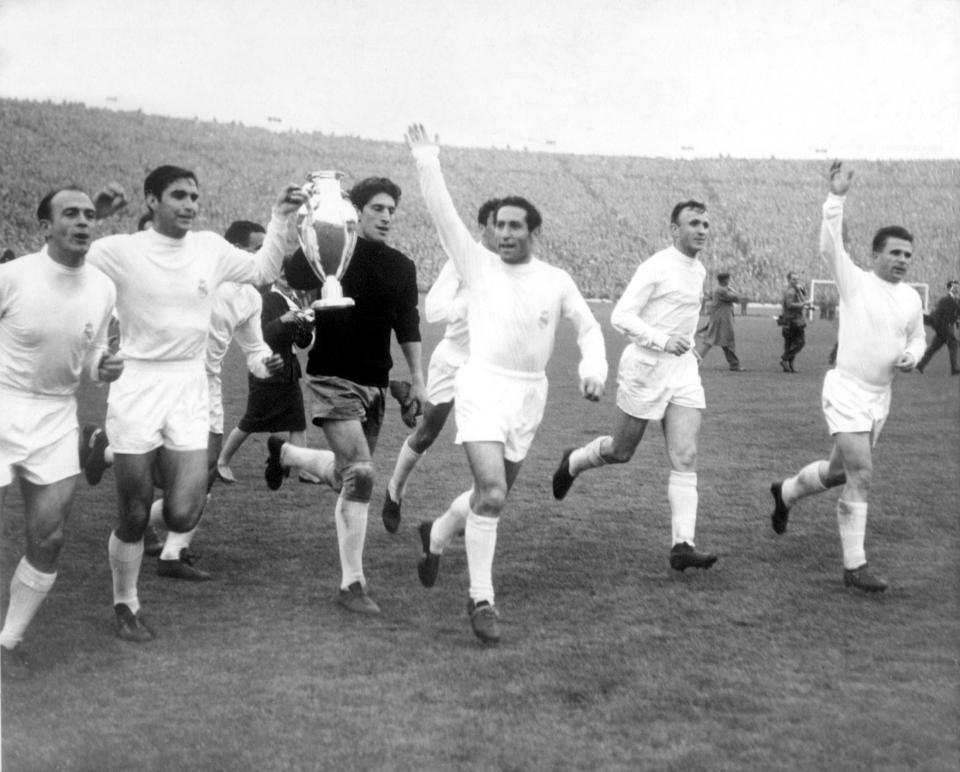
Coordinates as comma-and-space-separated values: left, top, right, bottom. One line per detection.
2, 98, 957, 302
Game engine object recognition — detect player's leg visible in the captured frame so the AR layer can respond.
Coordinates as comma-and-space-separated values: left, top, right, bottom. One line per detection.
661, 404, 716, 571
269, 439, 339, 489
156, 434, 218, 580
553, 407, 647, 500
462, 441, 513, 644
109, 450, 159, 640
285, 429, 320, 483
0, 477, 75, 678
321, 418, 379, 614
831, 431, 885, 590
771, 446, 847, 534
417, 487, 472, 587
383, 399, 454, 532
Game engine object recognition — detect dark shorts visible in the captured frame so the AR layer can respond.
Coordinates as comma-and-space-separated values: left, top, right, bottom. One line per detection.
305, 375, 384, 432
238, 379, 306, 434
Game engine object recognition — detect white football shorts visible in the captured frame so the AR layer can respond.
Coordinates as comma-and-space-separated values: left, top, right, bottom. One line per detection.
821, 368, 890, 445
0, 389, 79, 486
454, 360, 548, 463
426, 338, 468, 405
106, 359, 209, 453
207, 373, 224, 435
615, 345, 705, 420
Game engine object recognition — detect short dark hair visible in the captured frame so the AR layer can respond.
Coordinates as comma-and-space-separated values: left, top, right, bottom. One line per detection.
36, 186, 86, 222
0, 249, 15, 264
348, 177, 401, 211
144, 165, 198, 200
477, 198, 501, 227
871, 225, 913, 253
670, 200, 706, 225
496, 196, 542, 231
224, 220, 265, 248
717, 272, 730, 283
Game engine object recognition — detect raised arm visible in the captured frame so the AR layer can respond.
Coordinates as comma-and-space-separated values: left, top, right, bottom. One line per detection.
819, 161, 859, 295
406, 123, 490, 288
221, 185, 309, 287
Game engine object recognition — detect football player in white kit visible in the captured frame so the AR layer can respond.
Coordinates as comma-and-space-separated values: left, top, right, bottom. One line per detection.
146, 220, 285, 580
86, 166, 307, 641
769, 162, 926, 592
551, 199, 720, 574
380, 198, 500, 533
406, 124, 607, 644
0, 187, 124, 678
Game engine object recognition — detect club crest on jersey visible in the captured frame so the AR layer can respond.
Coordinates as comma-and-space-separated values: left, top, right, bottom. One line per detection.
538, 310, 550, 328
197, 279, 209, 298
83, 322, 94, 341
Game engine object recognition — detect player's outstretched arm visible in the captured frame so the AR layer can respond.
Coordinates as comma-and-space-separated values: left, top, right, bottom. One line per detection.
405, 121, 486, 288
820, 161, 857, 292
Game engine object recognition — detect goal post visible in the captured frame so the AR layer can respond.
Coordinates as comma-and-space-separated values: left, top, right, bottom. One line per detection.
810, 279, 929, 315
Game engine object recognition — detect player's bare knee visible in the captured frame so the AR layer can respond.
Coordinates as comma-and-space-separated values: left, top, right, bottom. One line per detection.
823, 469, 847, 488
668, 448, 698, 471
342, 461, 374, 502
603, 445, 634, 465
473, 485, 507, 516
163, 497, 205, 532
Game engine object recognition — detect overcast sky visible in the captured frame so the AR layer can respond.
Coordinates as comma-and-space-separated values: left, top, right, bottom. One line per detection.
1, 0, 957, 159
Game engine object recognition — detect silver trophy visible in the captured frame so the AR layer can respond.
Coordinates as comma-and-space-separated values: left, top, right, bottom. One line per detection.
297, 170, 358, 310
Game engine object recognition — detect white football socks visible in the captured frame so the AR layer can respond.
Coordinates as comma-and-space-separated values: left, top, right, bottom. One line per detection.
148, 498, 165, 527
431, 489, 472, 554
782, 460, 828, 507
158, 494, 209, 560
281, 444, 339, 489
0, 557, 57, 649
668, 470, 698, 546
569, 436, 611, 477
837, 499, 868, 569
109, 531, 143, 613
335, 494, 368, 590
465, 511, 498, 605
388, 439, 422, 502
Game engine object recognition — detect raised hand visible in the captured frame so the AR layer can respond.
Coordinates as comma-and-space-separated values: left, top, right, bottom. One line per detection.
828, 161, 853, 196
274, 184, 309, 216
93, 183, 128, 220
405, 123, 439, 152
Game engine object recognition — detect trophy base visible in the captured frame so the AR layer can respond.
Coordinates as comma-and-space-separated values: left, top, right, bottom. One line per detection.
311, 297, 356, 311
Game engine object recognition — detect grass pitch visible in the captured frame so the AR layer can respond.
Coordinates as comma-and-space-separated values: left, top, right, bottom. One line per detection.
2, 308, 958, 771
